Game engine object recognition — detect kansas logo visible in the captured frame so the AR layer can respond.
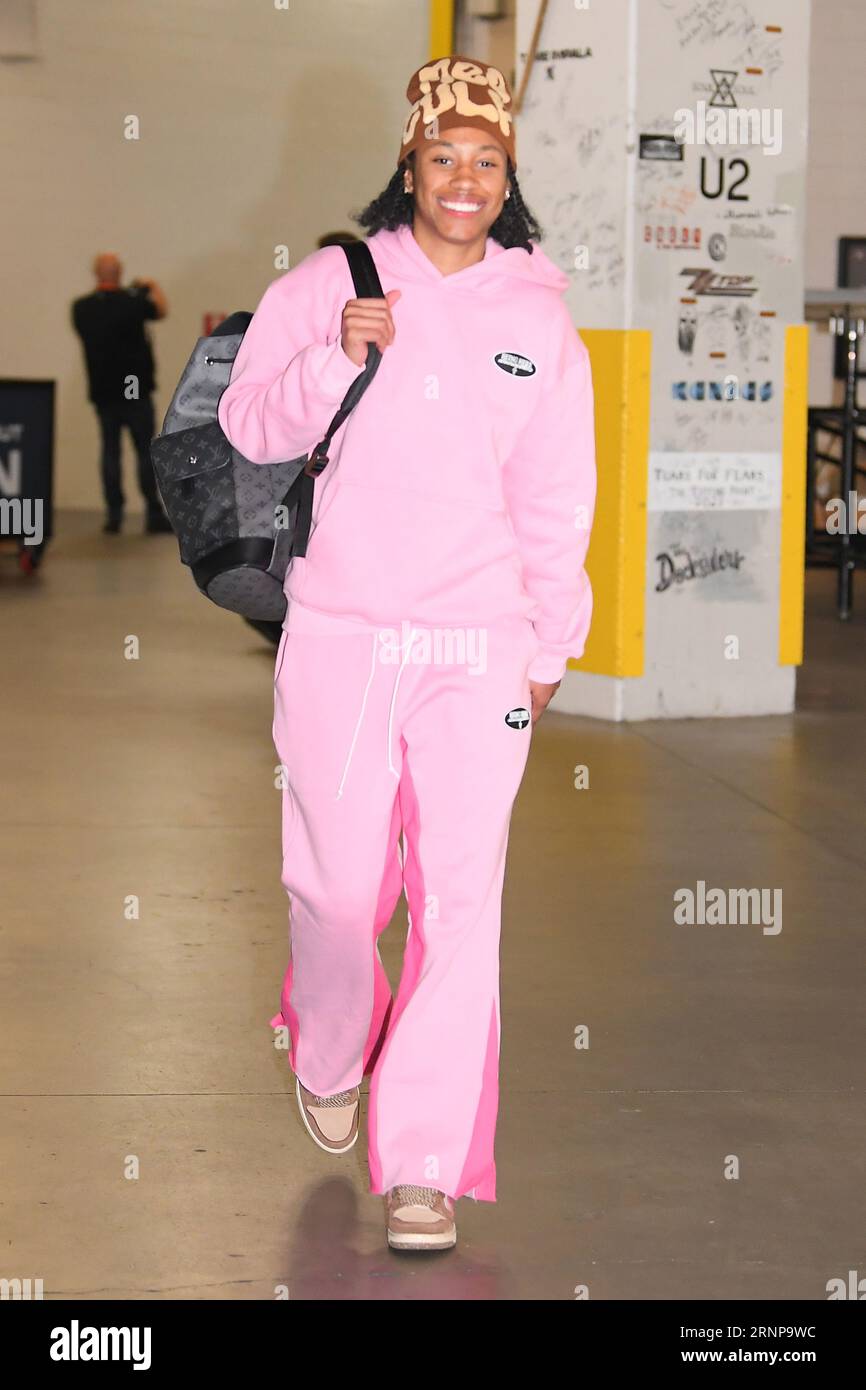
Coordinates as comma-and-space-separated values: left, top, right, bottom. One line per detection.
494, 351, 537, 377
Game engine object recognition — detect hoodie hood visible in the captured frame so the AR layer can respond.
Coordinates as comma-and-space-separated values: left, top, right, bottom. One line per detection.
367, 221, 569, 294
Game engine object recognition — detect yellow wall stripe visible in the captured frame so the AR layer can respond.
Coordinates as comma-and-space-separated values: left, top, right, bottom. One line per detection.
429, 0, 454, 57
570, 329, 651, 678
778, 324, 809, 666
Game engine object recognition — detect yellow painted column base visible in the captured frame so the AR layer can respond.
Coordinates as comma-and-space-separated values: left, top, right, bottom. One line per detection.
779, 324, 809, 666
570, 329, 652, 679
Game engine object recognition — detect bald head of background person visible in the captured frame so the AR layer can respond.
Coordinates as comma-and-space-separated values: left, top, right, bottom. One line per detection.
93, 251, 121, 285
90, 251, 168, 317
71, 254, 171, 534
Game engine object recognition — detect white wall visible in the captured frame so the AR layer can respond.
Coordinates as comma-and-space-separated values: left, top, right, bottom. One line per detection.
0, 0, 427, 510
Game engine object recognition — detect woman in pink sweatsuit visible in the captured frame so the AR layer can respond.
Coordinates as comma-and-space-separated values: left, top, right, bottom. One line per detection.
217, 55, 596, 1251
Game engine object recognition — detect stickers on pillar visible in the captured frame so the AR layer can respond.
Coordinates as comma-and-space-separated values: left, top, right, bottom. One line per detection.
505, 707, 531, 730
648, 451, 782, 512
679, 267, 757, 297
639, 133, 684, 162
644, 224, 702, 251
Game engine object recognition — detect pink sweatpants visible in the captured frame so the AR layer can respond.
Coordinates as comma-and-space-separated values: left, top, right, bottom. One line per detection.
269, 600, 538, 1202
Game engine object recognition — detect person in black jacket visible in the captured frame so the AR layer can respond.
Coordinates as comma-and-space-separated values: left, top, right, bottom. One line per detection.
72, 252, 172, 534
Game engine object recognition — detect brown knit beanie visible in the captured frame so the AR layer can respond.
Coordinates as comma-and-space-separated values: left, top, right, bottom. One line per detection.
398, 55, 516, 169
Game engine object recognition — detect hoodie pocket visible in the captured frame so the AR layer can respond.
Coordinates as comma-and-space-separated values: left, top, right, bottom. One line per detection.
301, 480, 526, 621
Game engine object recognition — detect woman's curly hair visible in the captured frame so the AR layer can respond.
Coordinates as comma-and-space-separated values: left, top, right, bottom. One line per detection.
353, 154, 543, 253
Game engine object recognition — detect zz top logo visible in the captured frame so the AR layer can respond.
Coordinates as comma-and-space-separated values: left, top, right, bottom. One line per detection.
700, 156, 750, 201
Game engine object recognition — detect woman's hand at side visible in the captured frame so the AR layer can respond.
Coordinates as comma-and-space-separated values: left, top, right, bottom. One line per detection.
529, 680, 561, 725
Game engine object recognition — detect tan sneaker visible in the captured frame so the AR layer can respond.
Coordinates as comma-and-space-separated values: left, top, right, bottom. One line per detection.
295, 1077, 360, 1154
386, 1185, 457, 1251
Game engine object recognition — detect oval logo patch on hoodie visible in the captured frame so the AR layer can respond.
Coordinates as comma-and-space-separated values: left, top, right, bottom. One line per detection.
494, 351, 537, 378
505, 707, 531, 730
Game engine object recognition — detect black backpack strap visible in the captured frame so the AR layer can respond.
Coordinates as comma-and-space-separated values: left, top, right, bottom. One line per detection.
291, 241, 385, 558
342, 239, 384, 299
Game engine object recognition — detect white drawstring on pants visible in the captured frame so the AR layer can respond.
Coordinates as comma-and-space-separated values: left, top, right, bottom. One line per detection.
386, 628, 418, 778
334, 626, 418, 799
335, 637, 379, 801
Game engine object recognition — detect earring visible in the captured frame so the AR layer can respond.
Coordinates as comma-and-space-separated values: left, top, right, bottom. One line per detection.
404, 181, 412, 196
505, 190, 511, 200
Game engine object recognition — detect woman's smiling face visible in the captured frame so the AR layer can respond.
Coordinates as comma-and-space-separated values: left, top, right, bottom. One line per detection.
407, 126, 509, 250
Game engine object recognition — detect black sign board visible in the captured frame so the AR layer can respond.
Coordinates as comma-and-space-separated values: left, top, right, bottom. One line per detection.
0, 378, 55, 547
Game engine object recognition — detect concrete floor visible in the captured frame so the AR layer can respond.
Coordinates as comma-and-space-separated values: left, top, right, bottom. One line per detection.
1, 511, 863, 1301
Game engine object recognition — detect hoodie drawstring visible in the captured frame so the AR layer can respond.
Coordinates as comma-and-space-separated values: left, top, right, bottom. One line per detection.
334, 626, 418, 799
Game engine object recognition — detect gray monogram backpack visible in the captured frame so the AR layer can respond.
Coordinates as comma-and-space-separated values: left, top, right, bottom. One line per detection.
150, 241, 383, 621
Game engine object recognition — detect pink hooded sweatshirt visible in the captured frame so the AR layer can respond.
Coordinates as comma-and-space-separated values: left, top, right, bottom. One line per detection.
217, 222, 596, 683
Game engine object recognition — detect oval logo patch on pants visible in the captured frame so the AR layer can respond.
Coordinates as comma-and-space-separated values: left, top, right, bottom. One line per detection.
505, 707, 531, 730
